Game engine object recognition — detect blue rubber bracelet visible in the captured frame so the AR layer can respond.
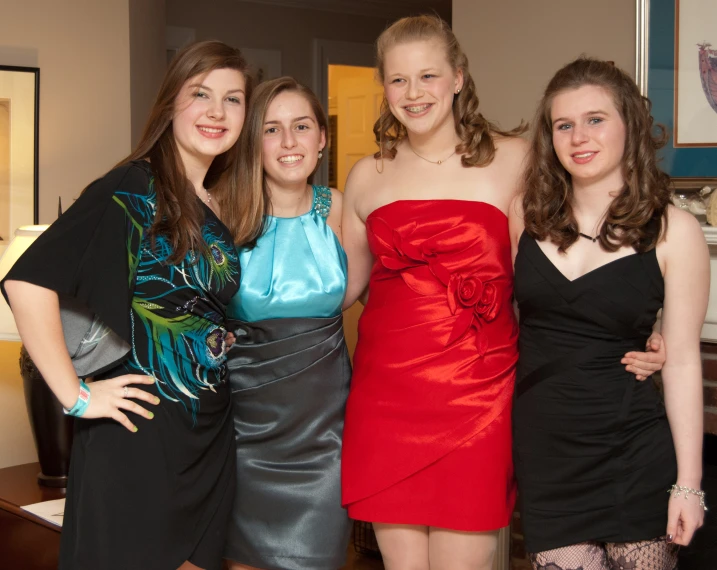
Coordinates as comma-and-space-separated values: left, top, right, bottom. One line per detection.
63, 380, 91, 417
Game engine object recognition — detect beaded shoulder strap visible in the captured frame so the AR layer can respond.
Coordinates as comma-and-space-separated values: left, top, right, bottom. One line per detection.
312, 185, 332, 218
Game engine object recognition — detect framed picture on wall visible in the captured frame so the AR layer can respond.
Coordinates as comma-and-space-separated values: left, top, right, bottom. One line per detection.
637, 0, 717, 188
0, 65, 39, 256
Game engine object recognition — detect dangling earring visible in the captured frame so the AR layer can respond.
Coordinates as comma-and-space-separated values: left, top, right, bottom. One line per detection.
318, 150, 323, 159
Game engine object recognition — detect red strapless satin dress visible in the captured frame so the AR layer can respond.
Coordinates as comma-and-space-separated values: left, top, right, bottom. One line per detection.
342, 200, 518, 531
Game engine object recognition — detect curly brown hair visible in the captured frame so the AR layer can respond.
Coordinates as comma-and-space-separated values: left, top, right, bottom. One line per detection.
374, 14, 525, 167
522, 57, 671, 253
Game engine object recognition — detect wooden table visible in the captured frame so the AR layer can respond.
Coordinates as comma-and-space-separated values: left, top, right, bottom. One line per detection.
0, 462, 63, 569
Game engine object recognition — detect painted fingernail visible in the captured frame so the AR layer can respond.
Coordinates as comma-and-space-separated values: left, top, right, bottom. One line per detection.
148, 412, 154, 419
154, 397, 160, 404
132, 426, 138, 433
666, 534, 673, 543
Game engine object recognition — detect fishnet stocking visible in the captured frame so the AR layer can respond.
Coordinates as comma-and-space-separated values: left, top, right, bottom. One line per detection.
530, 542, 607, 570
529, 538, 678, 570
605, 538, 678, 570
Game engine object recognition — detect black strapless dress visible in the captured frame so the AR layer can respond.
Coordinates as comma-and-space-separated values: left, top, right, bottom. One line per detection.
513, 232, 677, 553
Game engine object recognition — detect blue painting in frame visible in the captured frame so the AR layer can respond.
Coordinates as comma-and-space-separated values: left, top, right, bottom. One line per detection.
646, 0, 717, 178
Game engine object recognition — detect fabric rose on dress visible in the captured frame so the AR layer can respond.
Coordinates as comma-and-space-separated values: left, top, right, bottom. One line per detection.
446, 273, 501, 355
369, 218, 445, 296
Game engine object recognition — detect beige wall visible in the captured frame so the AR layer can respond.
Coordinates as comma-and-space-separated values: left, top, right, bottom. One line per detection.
166, 0, 394, 87
0, 0, 133, 468
453, 0, 636, 130
130, 0, 167, 147
0, 0, 132, 225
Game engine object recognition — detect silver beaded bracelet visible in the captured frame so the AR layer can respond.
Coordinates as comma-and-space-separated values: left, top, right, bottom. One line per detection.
668, 484, 708, 511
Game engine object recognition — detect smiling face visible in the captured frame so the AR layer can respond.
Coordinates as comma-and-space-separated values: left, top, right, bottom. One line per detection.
550, 84, 627, 189
172, 67, 247, 170
262, 90, 326, 189
382, 39, 463, 137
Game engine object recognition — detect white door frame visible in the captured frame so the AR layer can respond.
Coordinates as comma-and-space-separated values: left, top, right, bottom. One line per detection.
312, 38, 375, 186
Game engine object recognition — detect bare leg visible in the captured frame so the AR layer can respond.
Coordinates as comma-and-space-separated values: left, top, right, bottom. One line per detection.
605, 538, 678, 570
428, 527, 498, 570
373, 523, 430, 570
529, 542, 608, 570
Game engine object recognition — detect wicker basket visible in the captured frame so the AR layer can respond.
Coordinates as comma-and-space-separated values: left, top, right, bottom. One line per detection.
352, 520, 382, 559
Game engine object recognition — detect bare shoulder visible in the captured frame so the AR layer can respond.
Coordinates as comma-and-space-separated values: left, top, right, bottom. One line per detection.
345, 155, 382, 193
663, 204, 706, 245
494, 134, 530, 165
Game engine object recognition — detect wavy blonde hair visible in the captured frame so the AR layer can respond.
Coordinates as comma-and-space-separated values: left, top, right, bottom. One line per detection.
374, 14, 525, 167
522, 57, 671, 253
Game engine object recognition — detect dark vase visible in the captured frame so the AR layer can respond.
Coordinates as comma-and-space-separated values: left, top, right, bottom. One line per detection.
19, 345, 74, 487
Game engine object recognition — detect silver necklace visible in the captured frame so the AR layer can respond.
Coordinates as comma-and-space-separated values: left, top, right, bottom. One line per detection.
408, 143, 457, 165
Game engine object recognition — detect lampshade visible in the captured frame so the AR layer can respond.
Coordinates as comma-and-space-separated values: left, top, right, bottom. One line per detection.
0, 225, 49, 341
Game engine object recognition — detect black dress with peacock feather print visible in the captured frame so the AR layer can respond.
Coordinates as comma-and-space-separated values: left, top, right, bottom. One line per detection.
1, 160, 241, 570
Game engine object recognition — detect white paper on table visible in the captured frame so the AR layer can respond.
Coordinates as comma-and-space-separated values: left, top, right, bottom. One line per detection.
20, 498, 65, 527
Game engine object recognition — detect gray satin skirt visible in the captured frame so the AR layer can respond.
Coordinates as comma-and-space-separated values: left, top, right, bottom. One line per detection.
224, 315, 352, 570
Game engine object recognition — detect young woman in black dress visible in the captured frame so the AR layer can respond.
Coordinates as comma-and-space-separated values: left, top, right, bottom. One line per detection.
1, 41, 262, 570
510, 58, 707, 570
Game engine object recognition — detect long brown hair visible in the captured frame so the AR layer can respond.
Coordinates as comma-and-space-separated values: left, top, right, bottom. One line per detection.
374, 14, 525, 167
120, 40, 257, 262
226, 76, 328, 247
523, 57, 671, 253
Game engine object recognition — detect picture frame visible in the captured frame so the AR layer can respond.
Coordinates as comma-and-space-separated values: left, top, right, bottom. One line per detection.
636, 0, 717, 191
0, 65, 39, 255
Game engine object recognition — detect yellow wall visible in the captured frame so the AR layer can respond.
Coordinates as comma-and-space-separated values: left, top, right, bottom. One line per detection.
0, 341, 37, 468
453, 0, 635, 130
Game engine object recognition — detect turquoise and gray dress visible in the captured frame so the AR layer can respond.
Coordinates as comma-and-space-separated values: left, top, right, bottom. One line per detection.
225, 185, 352, 570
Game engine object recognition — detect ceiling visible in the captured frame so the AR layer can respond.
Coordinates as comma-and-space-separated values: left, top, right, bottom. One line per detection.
235, 0, 451, 20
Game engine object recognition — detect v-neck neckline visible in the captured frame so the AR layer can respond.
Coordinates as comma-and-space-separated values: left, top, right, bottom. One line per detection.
526, 233, 641, 284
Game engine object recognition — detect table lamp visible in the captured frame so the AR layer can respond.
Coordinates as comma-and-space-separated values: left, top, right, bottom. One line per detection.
0, 225, 74, 487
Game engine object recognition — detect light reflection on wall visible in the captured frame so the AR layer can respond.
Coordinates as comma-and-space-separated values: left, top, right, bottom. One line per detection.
0, 71, 36, 258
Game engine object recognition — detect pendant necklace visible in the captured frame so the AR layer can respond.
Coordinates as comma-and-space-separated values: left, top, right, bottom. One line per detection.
408, 143, 456, 165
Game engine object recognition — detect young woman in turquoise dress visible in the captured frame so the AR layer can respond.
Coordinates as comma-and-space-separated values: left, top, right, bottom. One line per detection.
223, 77, 352, 570
1, 41, 263, 570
